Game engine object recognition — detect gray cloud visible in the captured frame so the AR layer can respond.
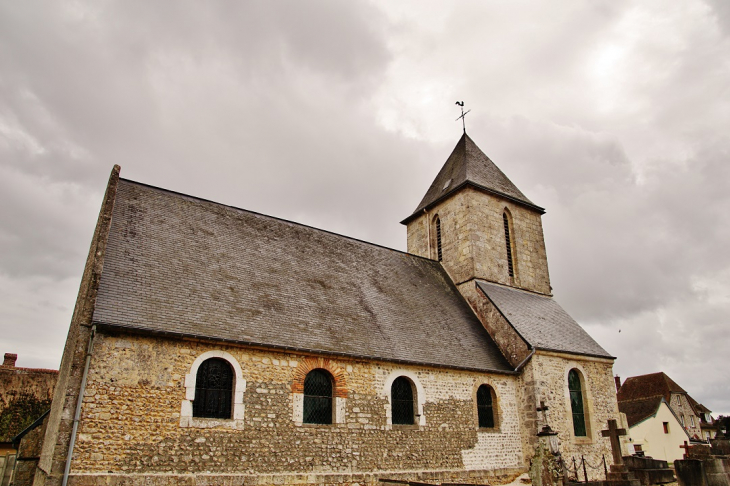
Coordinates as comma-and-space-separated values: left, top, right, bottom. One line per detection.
1, 1, 729, 415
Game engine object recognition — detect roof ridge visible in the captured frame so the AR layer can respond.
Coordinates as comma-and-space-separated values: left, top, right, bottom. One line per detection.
118, 178, 438, 264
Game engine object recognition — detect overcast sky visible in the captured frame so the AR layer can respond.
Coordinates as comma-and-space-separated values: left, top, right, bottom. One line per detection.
1, 1, 728, 416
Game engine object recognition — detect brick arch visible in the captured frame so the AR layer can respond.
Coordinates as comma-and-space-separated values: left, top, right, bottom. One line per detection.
291, 357, 348, 398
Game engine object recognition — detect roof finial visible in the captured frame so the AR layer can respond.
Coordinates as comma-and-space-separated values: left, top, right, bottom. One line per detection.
455, 101, 470, 133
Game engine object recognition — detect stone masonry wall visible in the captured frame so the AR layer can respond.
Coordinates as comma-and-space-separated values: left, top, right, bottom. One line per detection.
457, 282, 531, 368
670, 393, 703, 440
405, 187, 550, 295
67, 331, 525, 485
519, 351, 618, 473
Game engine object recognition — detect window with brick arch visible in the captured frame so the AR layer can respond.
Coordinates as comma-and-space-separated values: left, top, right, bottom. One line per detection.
434, 216, 443, 262
193, 358, 234, 419
568, 369, 588, 437
391, 376, 416, 425
303, 369, 333, 424
477, 385, 496, 428
503, 211, 515, 278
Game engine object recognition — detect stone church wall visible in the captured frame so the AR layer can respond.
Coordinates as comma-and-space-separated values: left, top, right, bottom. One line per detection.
66, 330, 526, 485
405, 187, 550, 295
519, 351, 617, 472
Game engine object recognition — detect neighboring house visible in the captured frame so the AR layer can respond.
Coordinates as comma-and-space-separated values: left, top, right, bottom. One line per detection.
31, 133, 621, 486
0, 353, 57, 454
617, 372, 703, 441
690, 400, 719, 441
619, 396, 690, 463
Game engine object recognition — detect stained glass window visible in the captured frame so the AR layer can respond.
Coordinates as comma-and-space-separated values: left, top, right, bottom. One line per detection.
391, 377, 415, 425
477, 385, 495, 428
193, 358, 233, 419
569, 369, 587, 436
303, 369, 333, 424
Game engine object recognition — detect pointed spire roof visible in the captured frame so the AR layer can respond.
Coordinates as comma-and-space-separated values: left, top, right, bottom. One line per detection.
402, 133, 543, 224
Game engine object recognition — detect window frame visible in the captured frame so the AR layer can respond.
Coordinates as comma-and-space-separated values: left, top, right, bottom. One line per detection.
568, 368, 590, 439
502, 209, 516, 279
391, 376, 416, 426
193, 357, 234, 419
180, 350, 246, 429
475, 384, 499, 430
382, 370, 425, 428
303, 368, 335, 425
434, 215, 443, 262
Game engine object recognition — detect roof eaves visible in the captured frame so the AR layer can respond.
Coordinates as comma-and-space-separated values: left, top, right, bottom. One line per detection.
627, 399, 662, 429
401, 181, 545, 225
94, 321, 518, 375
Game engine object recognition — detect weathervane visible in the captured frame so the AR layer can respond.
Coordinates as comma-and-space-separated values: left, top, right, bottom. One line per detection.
455, 101, 470, 133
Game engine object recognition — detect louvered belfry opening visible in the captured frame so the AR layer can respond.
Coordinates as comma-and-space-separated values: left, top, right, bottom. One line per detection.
193, 358, 233, 419
303, 369, 333, 424
503, 212, 514, 277
435, 217, 443, 262
391, 377, 415, 425
569, 369, 587, 436
477, 385, 495, 428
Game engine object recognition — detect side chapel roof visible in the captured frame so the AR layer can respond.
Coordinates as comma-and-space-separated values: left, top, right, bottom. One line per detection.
475, 280, 613, 359
92, 180, 513, 373
402, 132, 543, 224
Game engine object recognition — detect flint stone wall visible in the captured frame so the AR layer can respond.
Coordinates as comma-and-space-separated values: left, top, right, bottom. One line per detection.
519, 352, 617, 467
67, 331, 525, 484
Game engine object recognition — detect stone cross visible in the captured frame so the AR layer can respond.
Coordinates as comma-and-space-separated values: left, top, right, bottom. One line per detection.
680, 440, 691, 459
601, 419, 627, 465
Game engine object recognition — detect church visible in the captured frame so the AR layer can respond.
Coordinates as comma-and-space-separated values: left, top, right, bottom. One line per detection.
32, 133, 619, 485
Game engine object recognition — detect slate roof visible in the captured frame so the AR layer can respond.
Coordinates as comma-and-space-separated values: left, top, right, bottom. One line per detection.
475, 280, 613, 358
617, 372, 688, 403
618, 396, 663, 427
92, 179, 513, 373
402, 133, 543, 223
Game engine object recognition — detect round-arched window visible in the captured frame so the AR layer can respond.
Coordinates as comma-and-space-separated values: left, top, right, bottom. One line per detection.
477, 385, 495, 428
193, 358, 234, 419
391, 377, 415, 425
569, 369, 587, 436
303, 369, 333, 424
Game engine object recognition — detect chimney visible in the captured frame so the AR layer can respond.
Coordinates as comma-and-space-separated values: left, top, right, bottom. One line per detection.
3, 353, 17, 367
614, 375, 621, 392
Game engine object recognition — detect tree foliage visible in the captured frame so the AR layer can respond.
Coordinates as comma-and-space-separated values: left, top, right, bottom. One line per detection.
0, 392, 52, 441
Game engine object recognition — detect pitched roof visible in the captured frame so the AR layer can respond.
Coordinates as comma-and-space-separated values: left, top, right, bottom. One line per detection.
618, 396, 663, 427
92, 180, 513, 373
402, 133, 543, 223
475, 280, 613, 358
617, 372, 688, 403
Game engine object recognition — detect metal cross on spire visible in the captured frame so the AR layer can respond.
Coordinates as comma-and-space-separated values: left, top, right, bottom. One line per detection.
455, 101, 470, 133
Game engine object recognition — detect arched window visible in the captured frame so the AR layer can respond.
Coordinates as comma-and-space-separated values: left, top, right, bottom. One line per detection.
477, 385, 495, 428
303, 369, 333, 424
435, 216, 443, 262
503, 212, 515, 278
391, 376, 415, 425
569, 369, 587, 437
193, 358, 234, 419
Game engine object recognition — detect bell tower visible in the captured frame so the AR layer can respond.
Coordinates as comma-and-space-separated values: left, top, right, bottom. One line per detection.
401, 133, 551, 295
